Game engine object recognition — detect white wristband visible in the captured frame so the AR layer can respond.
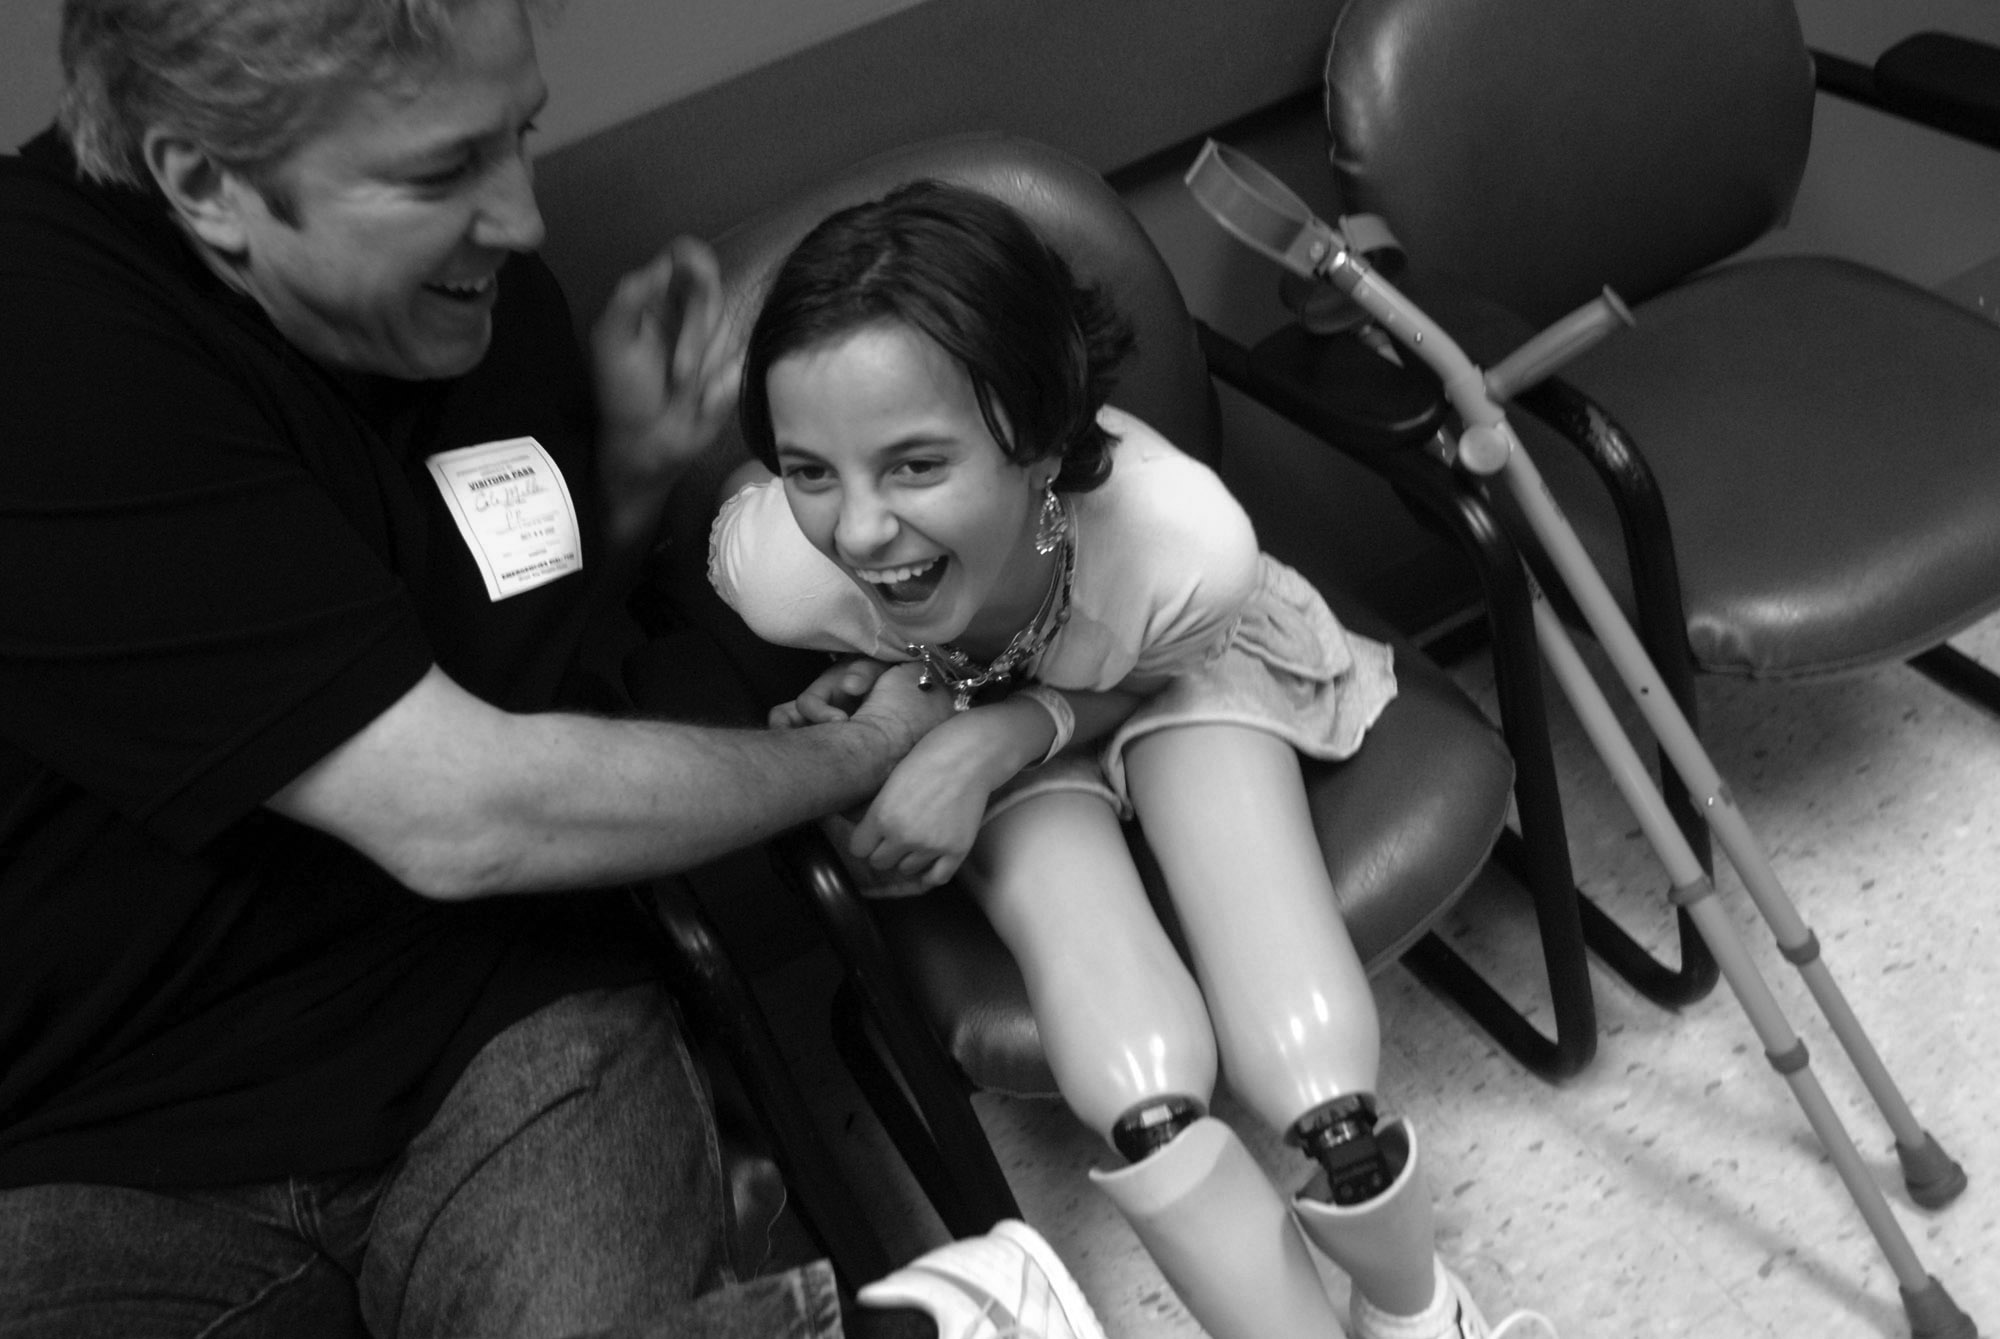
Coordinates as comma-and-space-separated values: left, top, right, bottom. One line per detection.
1016, 684, 1075, 767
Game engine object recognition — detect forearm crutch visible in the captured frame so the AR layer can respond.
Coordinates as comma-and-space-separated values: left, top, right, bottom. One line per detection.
1186, 139, 1976, 1339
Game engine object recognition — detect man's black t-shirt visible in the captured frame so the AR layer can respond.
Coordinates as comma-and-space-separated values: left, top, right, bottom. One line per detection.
0, 132, 652, 1188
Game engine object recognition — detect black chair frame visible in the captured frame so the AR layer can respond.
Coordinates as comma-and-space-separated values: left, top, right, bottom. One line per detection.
769, 826, 1026, 1239
638, 876, 897, 1286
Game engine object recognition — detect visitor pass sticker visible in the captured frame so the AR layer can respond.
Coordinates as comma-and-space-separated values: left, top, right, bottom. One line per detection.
425, 436, 583, 600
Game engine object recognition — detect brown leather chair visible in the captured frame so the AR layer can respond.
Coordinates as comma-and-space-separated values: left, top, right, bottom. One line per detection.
650, 132, 1537, 1239
1218, 0, 2000, 1049
1319, 0, 2000, 693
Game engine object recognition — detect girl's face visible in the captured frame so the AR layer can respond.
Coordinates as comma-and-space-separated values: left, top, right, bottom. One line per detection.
768, 320, 1056, 654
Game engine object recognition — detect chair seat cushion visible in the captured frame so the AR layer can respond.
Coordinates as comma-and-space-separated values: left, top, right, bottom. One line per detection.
868, 642, 1514, 1097
1541, 254, 2000, 678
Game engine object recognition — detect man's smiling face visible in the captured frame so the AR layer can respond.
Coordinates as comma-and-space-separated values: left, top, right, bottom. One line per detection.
219, 0, 549, 380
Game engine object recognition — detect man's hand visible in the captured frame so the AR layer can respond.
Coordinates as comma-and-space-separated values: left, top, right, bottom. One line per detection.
591, 237, 740, 500
845, 662, 958, 759
769, 657, 893, 729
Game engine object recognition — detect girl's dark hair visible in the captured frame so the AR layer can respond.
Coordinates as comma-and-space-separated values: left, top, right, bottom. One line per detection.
739, 179, 1135, 492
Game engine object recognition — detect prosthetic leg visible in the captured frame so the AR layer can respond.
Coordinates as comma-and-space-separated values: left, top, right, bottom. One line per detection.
1092, 1093, 1482, 1339
1186, 139, 1976, 1339
1093, 1110, 1351, 1339
985, 735, 1492, 1336
1104, 723, 1477, 1337
1293, 1118, 1438, 1319
1293, 1116, 1520, 1339
969, 791, 1355, 1336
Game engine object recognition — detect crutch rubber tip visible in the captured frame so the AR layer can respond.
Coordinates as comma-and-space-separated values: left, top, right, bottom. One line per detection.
1898, 1132, 1969, 1209
1900, 1275, 1978, 1339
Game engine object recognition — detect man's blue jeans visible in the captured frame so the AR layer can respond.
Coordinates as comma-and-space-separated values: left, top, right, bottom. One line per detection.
0, 984, 843, 1338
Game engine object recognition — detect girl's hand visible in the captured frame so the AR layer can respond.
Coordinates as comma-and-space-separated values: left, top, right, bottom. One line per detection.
769, 658, 892, 729
820, 811, 928, 898
844, 686, 1129, 892
848, 740, 989, 892
848, 713, 1020, 892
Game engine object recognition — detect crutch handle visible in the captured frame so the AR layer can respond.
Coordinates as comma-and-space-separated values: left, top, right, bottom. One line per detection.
1484, 289, 1634, 401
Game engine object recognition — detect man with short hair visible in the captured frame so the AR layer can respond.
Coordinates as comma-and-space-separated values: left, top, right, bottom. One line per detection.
0, 2, 1104, 1336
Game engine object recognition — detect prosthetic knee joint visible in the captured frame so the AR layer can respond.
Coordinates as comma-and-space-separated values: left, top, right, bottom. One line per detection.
1292, 1091, 1395, 1205
1109, 1082, 1395, 1211
1109, 1084, 1396, 1211
1092, 1100, 1353, 1339
1110, 1093, 1206, 1162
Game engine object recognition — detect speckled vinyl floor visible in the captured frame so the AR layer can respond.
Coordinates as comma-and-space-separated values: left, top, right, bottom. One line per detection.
755, 612, 2000, 1338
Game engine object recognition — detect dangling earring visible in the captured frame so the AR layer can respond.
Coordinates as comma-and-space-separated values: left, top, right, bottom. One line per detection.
1034, 477, 1069, 555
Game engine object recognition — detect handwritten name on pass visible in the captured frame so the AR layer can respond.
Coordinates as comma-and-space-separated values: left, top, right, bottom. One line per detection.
425, 437, 583, 600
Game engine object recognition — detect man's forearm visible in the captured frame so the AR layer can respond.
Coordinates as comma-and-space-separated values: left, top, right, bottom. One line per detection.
473, 708, 907, 892
269, 664, 933, 900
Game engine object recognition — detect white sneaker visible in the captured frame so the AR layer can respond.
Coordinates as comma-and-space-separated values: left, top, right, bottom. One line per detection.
856, 1220, 1109, 1339
1351, 1258, 1557, 1339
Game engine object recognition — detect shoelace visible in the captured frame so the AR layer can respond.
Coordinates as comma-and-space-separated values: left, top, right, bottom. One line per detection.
972, 1296, 1024, 1339
928, 1292, 1015, 1339
912, 1262, 1034, 1339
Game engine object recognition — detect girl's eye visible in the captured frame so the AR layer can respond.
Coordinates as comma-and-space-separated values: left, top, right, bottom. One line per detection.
894, 457, 945, 481
781, 463, 833, 489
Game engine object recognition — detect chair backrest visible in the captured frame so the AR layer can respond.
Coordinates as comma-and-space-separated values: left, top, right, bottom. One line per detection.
678, 133, 1221, 514
1321, 0, 1816, 325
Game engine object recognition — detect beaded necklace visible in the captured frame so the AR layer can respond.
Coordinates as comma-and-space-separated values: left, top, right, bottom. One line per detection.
907, 526, 1076, 711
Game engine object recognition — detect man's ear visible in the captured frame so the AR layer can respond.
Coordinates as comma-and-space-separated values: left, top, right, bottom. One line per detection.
142, 129, 253, 255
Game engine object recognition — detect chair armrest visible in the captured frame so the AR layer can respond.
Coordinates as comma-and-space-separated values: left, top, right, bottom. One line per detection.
768, 826, 927, 1032
636, 878, 895, 1287
1197, 319, 1444, 460
1509, 378, 1700, 716
1201, 306, 1699, 715
765, 827, 1022, 1229
1812, 36, 2000, 153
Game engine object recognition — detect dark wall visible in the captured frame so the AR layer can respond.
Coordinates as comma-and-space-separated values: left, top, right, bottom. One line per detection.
534, 0, 1339, 325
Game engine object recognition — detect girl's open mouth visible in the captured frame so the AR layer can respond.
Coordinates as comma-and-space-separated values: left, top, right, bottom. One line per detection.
855, 555, 948, 608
